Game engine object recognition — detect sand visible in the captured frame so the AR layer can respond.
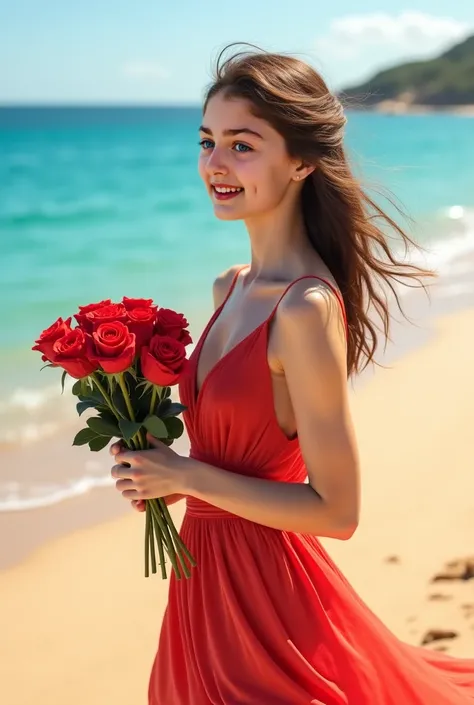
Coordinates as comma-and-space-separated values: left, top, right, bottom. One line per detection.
1, 307, 474, 705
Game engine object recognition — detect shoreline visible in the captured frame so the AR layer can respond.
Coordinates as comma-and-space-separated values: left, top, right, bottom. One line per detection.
1, 251, 474, 569
348, 101, 474, 117
0, 431, 190, 571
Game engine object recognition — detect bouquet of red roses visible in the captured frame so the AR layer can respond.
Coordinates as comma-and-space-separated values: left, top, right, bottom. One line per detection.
32, 297, 196, 580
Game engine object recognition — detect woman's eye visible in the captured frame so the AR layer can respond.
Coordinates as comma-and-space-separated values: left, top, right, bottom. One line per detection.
198, 139, 252, 153
234, 143, 252, 153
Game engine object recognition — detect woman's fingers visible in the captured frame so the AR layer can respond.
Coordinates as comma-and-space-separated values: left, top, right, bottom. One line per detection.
110, 440, 125, 456
131, 499, 146, 512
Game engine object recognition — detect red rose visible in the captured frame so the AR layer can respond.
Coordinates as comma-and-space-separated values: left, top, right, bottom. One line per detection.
154, 309, 192, 346
89, 321, 136, 374
52, 329, 99, 379
32, 316, 73, 361
74, 299, 111, 330
83, 303, 128, 333
141, 335, 188, 386
120, 297, 158, 350
126, 306, 158, 349
122, 296, 155, 310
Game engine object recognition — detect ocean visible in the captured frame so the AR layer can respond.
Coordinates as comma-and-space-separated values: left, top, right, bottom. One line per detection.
1, 106, 474, 511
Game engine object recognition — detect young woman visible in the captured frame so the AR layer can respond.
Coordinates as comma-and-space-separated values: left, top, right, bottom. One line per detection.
110, 45, 474, 704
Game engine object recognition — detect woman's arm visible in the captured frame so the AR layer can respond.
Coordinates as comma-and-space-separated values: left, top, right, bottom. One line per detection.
182, 283, 360, 539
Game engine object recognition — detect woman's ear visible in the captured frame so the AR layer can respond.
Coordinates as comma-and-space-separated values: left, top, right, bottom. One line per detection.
293, 163, 316, 182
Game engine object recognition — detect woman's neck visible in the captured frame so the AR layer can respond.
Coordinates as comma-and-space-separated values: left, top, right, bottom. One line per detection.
244, 206, 317, 281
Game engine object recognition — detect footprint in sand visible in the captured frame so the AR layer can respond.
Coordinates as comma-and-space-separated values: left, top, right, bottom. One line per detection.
421, 629, 459, 646
430, 556, 474, 582
385, 555, 400, 564
428, 593, 453, 601
460, 603, 474, 619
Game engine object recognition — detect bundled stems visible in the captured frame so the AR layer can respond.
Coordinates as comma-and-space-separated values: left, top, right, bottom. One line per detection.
109, 373, 195, 580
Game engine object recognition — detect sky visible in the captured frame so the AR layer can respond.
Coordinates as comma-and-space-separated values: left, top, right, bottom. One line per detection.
1, 0, 473, 105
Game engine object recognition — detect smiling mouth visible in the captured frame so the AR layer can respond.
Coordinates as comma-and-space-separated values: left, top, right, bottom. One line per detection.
212, 185, 244, 201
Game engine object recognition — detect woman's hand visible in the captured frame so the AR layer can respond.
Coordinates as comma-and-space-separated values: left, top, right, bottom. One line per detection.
110, 433, 189, 505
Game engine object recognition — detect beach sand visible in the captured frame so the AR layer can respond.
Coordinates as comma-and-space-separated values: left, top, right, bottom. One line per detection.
1, 307, 474, 705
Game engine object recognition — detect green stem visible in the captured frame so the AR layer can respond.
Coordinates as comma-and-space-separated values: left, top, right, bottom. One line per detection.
117, 373, 136, 421
117, 373, 143, 448
151, 510, 166, 579
160, 499, 196, 572
154, 499, 191, 579
91, 374, 120, 421
90, 372, 137, 448
148, 504, 158, 575
142, 384, 161, 448
149, 500, 182, 579
149, 385, 160, 415
145, 503, 151, 578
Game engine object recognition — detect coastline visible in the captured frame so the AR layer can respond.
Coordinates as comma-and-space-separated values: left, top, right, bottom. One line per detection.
348, 101, 474, 117
1, 247, 474, 568
2, 302, 474, 705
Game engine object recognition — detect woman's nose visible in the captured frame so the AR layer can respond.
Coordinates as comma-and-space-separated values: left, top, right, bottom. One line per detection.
205, 147, 229, 176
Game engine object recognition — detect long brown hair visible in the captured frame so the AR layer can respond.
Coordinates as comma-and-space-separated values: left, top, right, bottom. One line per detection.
203, 44, 434, 377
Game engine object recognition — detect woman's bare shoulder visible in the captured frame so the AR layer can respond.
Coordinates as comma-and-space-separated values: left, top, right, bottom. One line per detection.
212, 264, 247, 309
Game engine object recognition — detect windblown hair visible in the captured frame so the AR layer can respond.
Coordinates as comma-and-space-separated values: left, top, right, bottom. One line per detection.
203, 44, 434, 377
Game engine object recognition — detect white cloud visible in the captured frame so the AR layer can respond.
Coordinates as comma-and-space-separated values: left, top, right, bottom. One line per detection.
315, 12, 471, 62
122, 61, 169, 81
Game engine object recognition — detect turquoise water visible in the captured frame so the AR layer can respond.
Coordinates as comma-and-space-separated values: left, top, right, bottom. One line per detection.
1, 107, 474, 507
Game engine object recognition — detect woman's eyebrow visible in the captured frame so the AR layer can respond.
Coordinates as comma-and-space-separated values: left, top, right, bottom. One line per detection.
198, 125, 264, 139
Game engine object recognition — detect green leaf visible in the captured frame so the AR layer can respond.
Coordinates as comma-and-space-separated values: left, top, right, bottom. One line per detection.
161, 402, 187, 418
164, 416, 184, 439
88, 435, 112, 452
73, 428, 98, 446
157, 397, 171, 416
118, 418, 143, 442
40, 362, 55, 371
88, 386, 105, 404
76, 400, 97, 416
98, 408, 120, 426
60, 370, 67, 395
130, 385, 152, 420
164, 387, 172, 398
72, 380, 82, 396
87, 416, 120, 437
143, 415, 168, 439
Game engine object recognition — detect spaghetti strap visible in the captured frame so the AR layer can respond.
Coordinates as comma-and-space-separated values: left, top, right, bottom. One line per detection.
219, 264, 249, 310
268, 274, 348, 335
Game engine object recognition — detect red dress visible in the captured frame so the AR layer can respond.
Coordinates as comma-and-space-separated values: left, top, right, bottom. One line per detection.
149, 268, 474, 704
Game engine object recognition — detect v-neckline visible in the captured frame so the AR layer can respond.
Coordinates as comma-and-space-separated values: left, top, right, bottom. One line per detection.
192, 269, 347, 408
193, 304, 267, 407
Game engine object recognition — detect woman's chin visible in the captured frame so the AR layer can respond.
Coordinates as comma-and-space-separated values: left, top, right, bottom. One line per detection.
213, 208, 244, 221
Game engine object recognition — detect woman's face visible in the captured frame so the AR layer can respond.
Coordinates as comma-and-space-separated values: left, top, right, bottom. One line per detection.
198, 93, 298, 221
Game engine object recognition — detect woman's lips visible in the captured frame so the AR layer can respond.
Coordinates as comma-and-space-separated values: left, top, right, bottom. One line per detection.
211, 185, 244, 201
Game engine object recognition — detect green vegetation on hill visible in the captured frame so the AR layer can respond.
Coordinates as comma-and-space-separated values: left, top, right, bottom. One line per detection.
340, 34, 474, 107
